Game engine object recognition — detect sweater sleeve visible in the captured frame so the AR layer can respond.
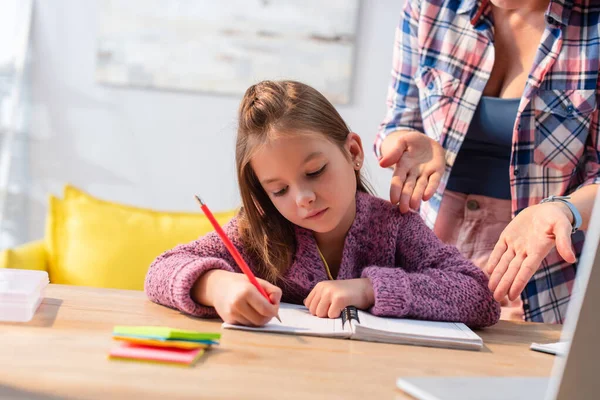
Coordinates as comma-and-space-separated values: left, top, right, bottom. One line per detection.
360, 212, 500, 328
144, 217, 252, 318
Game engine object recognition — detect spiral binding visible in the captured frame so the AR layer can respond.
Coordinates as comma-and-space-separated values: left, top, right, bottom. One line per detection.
341, 306, 360, 329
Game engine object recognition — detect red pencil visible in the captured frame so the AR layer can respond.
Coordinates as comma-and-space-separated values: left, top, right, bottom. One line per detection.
194, 195, 282, 323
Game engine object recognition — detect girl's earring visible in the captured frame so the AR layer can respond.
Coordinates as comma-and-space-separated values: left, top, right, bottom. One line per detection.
355, 162, 360, 168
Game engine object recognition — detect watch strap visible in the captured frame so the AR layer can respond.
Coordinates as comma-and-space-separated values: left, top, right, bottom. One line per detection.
540, 195, 582, 234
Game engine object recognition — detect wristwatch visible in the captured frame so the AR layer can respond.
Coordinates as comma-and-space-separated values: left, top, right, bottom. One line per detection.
540, 195, 582, 234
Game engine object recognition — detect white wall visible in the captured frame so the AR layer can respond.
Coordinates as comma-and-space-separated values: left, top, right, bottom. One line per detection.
26, 0, 403, 240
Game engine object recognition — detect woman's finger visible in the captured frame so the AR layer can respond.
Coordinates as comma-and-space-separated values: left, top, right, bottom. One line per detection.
410, 175, 429, 210
493, 253, 526, 300
553, 218, 577, 263
488, 249, 516, 295
399, 173, 417, 214
508, 255, 541, 301
486, 239, 508, 275
390, 163, 410, 205
379, 136, 408, 168
423, 172, 442, 201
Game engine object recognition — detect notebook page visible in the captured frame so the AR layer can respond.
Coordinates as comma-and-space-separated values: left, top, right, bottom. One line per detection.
222, 303, 350, 338
354, 310, 481, 342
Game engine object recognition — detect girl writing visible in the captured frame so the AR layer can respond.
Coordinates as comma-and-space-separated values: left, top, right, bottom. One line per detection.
145, 80, 500, 328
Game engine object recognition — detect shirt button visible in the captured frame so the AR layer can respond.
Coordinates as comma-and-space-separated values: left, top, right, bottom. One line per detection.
566, 104, 574, 115
428, 82, 435, 90
466, 199, 480, 211
546, 15, 557, 25
514, 168, 520, 176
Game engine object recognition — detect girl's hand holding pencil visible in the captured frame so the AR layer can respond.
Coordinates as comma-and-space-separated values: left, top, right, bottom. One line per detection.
193, 269, 282, 326
193, 195, 282, 326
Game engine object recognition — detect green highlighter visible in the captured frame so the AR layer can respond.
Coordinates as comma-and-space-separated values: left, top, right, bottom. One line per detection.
113, 326, 222, 342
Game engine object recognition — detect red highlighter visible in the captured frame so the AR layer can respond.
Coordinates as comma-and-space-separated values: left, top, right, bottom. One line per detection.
194, 195, 282, 323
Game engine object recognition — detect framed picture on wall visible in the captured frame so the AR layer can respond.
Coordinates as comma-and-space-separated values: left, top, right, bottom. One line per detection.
96, 0, 360, 104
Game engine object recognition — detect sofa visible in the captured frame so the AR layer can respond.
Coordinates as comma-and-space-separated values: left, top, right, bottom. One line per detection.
0, 185, 236, 290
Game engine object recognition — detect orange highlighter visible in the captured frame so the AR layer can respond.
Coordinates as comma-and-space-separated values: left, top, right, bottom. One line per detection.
194, 195, 282, 323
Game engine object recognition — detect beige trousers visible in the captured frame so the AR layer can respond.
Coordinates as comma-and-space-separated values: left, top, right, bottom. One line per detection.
433, 190, 524, 321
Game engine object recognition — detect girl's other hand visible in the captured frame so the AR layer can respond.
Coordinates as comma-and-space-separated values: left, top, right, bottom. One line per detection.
303, 278, 374, 318
379, 130, 446, 213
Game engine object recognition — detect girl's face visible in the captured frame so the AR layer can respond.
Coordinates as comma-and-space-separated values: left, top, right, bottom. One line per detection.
250, 131, 364, 234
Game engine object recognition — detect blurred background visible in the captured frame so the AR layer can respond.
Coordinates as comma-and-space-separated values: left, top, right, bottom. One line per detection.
0, 0, 403, 251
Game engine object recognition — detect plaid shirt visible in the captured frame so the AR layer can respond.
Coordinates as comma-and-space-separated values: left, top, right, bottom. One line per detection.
375, 0, 600, 323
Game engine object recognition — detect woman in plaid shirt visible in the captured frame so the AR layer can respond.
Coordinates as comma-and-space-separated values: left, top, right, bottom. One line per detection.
375, 0, 599, 323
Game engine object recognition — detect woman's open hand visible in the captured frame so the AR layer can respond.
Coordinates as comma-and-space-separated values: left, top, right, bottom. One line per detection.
486, 202, 576, 302
379, 131, 445, 213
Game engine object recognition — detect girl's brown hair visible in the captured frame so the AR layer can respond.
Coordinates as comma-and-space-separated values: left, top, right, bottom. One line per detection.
236, 80, 372, 283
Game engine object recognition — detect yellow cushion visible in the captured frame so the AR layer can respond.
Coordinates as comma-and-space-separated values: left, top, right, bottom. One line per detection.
0, 240, 48, 271
47, 185, 236, 290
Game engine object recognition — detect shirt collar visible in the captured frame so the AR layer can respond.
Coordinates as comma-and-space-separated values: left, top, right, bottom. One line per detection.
457, 0, 490, 26
457, 0, 479, 15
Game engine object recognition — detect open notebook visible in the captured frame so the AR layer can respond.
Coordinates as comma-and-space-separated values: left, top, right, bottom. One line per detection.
222, 303, 483, 351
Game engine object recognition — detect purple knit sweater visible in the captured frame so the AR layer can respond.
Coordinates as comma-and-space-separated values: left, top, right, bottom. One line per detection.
145, 192, 500, 328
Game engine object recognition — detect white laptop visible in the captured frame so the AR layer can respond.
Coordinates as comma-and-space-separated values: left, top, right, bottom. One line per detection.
396, 190, 600, 400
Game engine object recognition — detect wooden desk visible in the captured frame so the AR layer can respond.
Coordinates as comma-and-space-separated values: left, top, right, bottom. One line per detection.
0, 285, 561, 399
